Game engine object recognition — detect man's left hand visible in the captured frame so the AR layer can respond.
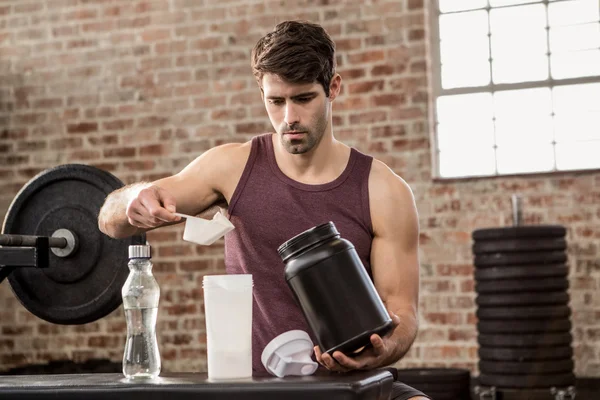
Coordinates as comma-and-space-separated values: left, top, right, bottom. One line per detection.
313, 311, 401, 372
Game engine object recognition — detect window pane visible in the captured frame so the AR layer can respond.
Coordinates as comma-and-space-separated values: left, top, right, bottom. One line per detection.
555, 112, 600, 142
442, 62, 491, 88
494, 88, 552, 119
490, 4, 547, 32
437, 121, 495, 151
492, 57, 548, 83
550, 23, 600, 52
494, 88, 553, 147
439, 0, 487, 13
495, 117, 554, 146
491, 31, 547, 58
553, 83, 600, 113
439, 147, 496, 177
548, 0, 600, 27
551, 49, 600, 79
556, 140, 600, 170
553, 83, 600, 143
437, 93, 495, 177
496, 143, 555, 174
439, 10, 489, 40
490, 0, 541, 5
490, 5, 548, 83
440, 37, 489, 64
437, 93, 494, 123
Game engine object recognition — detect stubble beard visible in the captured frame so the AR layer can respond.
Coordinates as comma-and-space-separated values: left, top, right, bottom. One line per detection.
279, 110, 329, 155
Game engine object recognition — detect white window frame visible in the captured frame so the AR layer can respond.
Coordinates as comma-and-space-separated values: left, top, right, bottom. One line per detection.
429, 0, 600, 179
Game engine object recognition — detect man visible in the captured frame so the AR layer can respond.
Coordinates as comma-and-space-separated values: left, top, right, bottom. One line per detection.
99, 20, 428, 400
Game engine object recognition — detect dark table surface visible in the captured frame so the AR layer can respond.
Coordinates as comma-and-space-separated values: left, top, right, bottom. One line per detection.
0, 369, 394, 400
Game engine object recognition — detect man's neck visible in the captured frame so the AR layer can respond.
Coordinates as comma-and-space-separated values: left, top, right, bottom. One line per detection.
271, 132, 350, 185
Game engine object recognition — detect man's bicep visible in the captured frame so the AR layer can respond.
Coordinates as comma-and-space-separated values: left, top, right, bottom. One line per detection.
153, 143, 247, 216
369, 164, 420, 315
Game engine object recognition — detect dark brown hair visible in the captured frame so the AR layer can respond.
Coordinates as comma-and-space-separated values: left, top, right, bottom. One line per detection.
251, 20, 336, 97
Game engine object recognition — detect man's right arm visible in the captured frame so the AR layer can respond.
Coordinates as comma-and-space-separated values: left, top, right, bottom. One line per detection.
98, 142, 251, 239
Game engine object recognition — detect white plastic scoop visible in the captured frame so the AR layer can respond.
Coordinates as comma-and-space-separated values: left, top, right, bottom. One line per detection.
174, 211, 235, 245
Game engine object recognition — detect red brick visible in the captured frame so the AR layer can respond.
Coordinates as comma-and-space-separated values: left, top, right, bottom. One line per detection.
164, 304, 197, 316
88, 336, 122, 348
347, 80, 384, 94
235, 122, 270, 134
138, 116, 169, 128
179, 260, 212, 272
337, 68, 366, 80
2, 325, 34, 335
158, 70, 192, 84
115, 162, 148, 174
372, 94, 407, 107
67, 122, 98, 134
211, 108, 246, 121
408, 0, 424, 9
191, 37, 224, 50
104, 147, 135, 158
14, 3, 44, 13
103, 119, 134, 131
335, 38, 363, 51
155, 40, 187, 54
348, 50, 385, 64
349, 111, 387, 124
17, 141, 46, 151
50, 137, 83, 150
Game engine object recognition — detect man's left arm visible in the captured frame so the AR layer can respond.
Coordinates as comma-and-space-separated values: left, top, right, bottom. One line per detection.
315, 160, 420, 371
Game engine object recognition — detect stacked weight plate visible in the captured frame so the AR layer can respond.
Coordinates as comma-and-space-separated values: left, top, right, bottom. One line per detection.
394, 368, 471, 400
472, 225, 576, 398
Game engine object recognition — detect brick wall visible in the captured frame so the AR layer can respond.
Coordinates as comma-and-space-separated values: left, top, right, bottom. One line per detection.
0, 0, 598, 378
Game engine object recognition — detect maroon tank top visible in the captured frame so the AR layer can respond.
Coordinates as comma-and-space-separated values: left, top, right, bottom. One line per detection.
224, 133, 374, 375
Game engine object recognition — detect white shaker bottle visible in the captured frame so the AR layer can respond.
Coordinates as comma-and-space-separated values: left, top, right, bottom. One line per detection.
203, 274, 253, 379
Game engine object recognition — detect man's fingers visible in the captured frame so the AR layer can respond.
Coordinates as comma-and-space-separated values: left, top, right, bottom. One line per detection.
140, 195, 179, 223
388, 309, 401, 328
332, 351, 362, 370
314, 346, 324, 365
128, 210, 155, 229
321, 352, 349, 372
370, 334, 386, 354
161, 193, 179, 217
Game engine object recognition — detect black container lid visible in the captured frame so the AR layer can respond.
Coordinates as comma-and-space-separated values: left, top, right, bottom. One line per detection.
278, 222, 339, 262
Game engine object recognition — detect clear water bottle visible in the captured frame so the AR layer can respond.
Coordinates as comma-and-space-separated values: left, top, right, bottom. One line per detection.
122, 244, 161, 379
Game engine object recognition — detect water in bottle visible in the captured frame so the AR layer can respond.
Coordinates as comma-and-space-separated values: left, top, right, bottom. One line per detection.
122, 244, 161, 379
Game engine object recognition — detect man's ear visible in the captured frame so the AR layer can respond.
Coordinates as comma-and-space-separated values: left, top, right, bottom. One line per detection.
328, 74, 342, 102
259, 87, 264, 101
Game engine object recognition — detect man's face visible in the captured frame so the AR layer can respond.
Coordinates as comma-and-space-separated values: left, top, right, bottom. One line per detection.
261, 74, 330, 155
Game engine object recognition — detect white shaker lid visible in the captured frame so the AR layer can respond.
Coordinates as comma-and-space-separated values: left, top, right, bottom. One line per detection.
261, 330, 319, 378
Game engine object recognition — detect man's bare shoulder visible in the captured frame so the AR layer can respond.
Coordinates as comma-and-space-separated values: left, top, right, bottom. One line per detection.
180, 140, 252, 177
368, 158, 418, 236
369, 158, 414, 204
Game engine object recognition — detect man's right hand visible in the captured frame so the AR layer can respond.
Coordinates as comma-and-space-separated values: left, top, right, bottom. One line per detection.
125, 185, 181, 229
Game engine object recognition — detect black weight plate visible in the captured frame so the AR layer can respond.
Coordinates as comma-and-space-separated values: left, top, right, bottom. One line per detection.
394, 368, 471, 384
473, 238, 567, 255
478, 333, 572, 347
479, 346, 573, 362
412, 390, 470, 400
476, 292, 570, 307
479, 359, 573, 375
397, 381, 468, 393
475, 277, 568, 294
478, 318, 572, 334
474, 264, 568, 281
2, 164, 145, 325
472, 226, 566, 241
481, 387, 575, 400
478, 372, 575, 388
474, 251, 567, 267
